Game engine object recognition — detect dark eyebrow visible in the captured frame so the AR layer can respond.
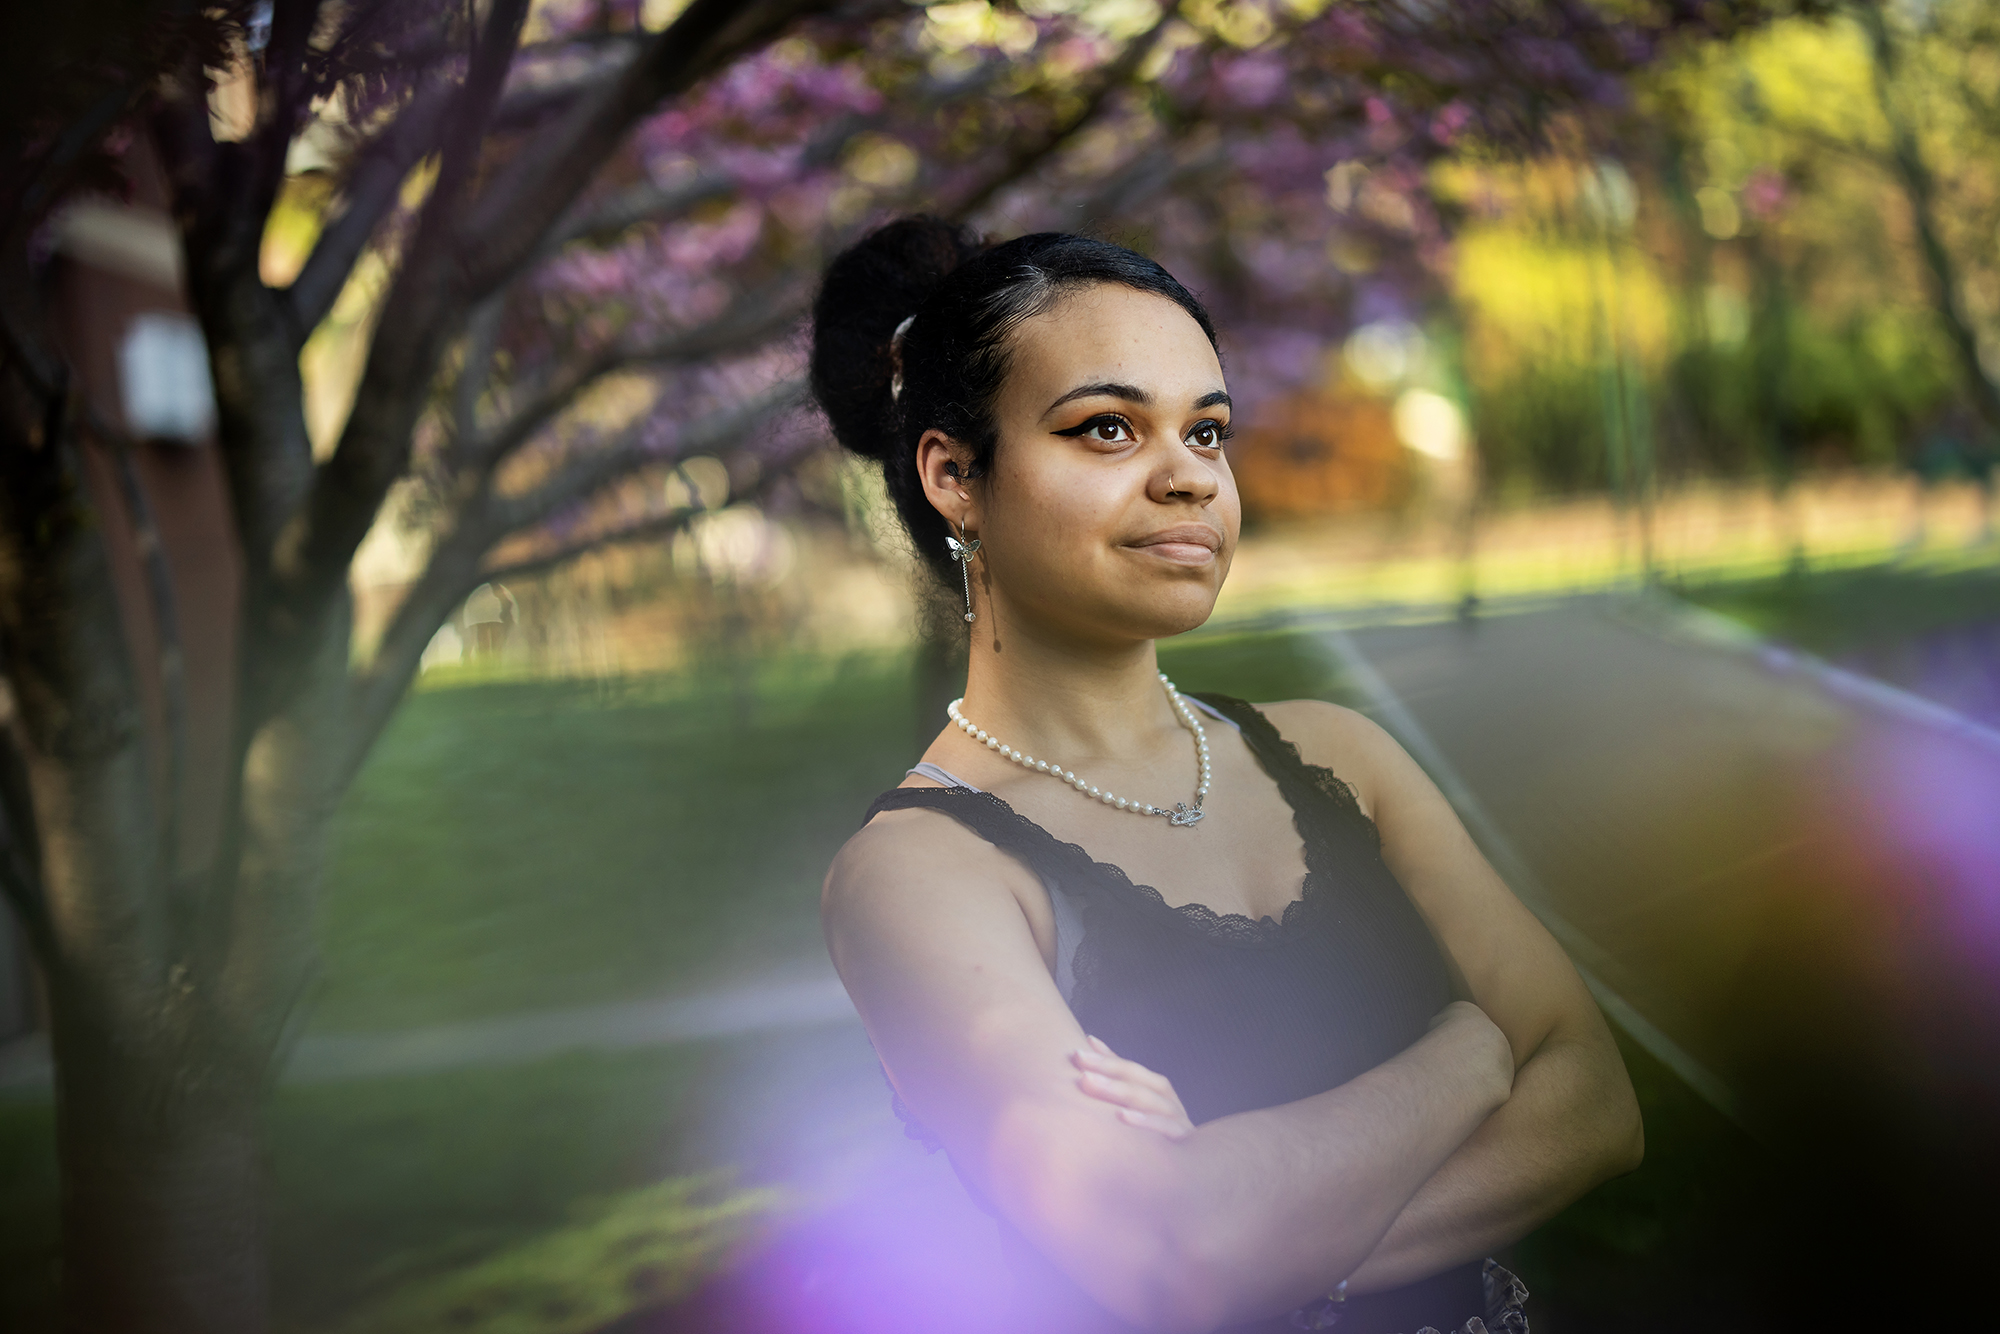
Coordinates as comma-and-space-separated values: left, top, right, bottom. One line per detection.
1044, 381, 1151, 417
1195, 391, 1232, 410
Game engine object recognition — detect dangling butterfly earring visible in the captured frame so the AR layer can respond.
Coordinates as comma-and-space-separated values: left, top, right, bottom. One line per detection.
945, 520, 981, 624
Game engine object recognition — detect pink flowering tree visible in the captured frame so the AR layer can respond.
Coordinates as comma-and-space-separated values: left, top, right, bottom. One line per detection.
0, 2, 1797, 1330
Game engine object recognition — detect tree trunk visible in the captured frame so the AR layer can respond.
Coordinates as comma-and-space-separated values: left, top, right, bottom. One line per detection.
50, 1002, 269, 1334
7, 428, 354, 1332
1860, 3, 2000, 435
42, 616, 350, 1334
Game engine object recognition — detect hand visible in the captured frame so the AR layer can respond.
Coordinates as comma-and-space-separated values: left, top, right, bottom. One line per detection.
1070, 1035, 1195, 1140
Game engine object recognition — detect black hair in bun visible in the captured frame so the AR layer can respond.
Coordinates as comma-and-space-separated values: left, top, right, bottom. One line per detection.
809, 215, 1218, 588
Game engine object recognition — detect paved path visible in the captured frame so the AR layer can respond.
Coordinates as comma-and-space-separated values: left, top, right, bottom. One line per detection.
1316, 594, 2000, 1320
0, 962, 856, 1095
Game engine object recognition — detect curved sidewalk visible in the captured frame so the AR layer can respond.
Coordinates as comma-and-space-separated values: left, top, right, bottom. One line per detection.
1314, 593, 2000, 1315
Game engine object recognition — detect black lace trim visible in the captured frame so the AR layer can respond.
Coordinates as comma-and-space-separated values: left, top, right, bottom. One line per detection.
1186, 692, 1381, 857
865, 693, 1383, 952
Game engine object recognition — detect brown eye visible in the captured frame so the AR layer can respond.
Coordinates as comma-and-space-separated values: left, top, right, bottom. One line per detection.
1054, 413, 1139, 444
1187, 420, 1229, 450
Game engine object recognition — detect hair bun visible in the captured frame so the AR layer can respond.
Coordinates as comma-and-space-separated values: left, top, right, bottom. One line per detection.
810, 215, 986, 464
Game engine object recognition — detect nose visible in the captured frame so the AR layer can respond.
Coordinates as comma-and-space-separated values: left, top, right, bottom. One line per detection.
1152, 442, 1221, 505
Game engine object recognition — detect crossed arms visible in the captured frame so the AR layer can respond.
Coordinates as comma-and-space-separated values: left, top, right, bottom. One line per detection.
822, 701, 1642, 1333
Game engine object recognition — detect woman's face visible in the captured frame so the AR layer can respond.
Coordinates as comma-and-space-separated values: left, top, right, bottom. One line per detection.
923, 282, 1240, 648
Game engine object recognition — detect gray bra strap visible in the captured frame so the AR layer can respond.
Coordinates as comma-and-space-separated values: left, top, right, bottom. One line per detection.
906, 759, 976, 789
1183, 693, 1241, 729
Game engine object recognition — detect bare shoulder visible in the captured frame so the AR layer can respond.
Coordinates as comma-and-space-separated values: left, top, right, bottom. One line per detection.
821, 798, 1042, 944
1245, 698, 1405, 813
1251, 697, 1392, 753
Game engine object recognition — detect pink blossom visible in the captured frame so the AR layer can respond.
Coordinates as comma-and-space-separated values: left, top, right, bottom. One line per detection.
1742, 168, 1788, 222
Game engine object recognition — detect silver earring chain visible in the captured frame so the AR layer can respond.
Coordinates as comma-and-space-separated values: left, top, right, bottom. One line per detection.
944, 521, 981, 624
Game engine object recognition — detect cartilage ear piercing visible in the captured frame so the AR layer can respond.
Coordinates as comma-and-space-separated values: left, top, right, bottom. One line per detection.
944, 521, 981, 624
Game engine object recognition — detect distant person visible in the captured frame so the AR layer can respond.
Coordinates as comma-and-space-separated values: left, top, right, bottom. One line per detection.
814, 219, 1641, 1333
462, 581, 516, 657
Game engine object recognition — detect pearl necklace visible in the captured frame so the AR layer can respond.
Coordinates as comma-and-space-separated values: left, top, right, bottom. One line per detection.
946, 673, 1211, 827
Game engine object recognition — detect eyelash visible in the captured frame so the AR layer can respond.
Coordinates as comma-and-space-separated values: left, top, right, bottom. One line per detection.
1055, 413, 1234, 450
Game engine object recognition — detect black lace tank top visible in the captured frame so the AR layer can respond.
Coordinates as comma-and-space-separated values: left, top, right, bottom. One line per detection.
861, 693, 1491, 1334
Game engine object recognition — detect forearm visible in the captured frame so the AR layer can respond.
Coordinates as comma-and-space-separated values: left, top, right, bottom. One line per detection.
1162, 1008, 1512, 1324
1341, 1034, 1645, 1294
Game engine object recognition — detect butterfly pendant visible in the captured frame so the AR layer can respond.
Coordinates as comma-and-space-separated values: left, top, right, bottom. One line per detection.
946, 534, 981, 562
1167, 802, 1205, 827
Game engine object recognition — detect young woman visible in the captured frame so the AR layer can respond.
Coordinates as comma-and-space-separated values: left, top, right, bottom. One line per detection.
813, 218, 1643, 1334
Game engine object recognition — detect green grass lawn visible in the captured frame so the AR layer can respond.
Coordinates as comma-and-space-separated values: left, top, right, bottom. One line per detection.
314, 627, 1362, 1034
0, 626, 1368, 1333
1676, 554, 2000, 660
0, 622, 1782, 1333
313, 651, 917, 1032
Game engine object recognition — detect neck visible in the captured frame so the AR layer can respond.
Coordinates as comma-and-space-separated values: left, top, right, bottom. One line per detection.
956, 614, 1183, 761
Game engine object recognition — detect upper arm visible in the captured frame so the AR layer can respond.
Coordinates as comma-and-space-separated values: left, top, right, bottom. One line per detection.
822, 808, 1194, 1320
1257, 700, 1605, 1069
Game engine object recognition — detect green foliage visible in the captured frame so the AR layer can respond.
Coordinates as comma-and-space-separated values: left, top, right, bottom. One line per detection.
1446, 5, 1994, 495
268, 1050, 711, 1330
318, 1173, 782, 1334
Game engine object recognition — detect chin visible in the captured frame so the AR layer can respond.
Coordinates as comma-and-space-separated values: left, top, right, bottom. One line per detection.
1116, 582, 1223, 640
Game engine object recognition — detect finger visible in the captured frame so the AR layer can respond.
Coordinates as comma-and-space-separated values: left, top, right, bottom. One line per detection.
1072, 1054, 1190, 1124
1076, 1070, 1177, 1116
1097, 1054, 1177, 1098
1075, 1067, 1183, 1116
1116, 1106, 1193, 1140
1074, 1044, 1175, 1096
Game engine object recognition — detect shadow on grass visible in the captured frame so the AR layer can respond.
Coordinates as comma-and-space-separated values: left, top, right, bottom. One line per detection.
1678, 557, 2000, 660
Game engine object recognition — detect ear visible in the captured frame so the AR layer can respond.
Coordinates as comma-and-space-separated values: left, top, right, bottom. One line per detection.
916, 429, 980, 531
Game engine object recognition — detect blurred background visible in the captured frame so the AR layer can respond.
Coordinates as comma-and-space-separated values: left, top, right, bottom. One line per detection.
2, 0, 1998, 1330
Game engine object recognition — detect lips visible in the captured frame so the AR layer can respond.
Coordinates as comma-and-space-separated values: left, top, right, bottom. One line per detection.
1128, 523, 1223, 565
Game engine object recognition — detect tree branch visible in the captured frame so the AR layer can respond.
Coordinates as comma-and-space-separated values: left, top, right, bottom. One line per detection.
947, 0, 1184, 221
452, 291, 506, 452
547, 107, 874, 254
242, 0, 328, 253
285, 0, 838, 660
286, 76, 457, 338
483, 414, 822, 586
340, 377, 801, 784
459, 0, 849, 295
275, 0, 536, 639
433, 0, 535, 219
489, 374, 804, 535
473, 278, 809, 468
480, 509, 696, 585
553, 169, 736, 253
152, 61, 323, 594
336, 509, 490, 789
490, 32, 650, 131
7, 77, 147, 237
1858, 2, 2000, 433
